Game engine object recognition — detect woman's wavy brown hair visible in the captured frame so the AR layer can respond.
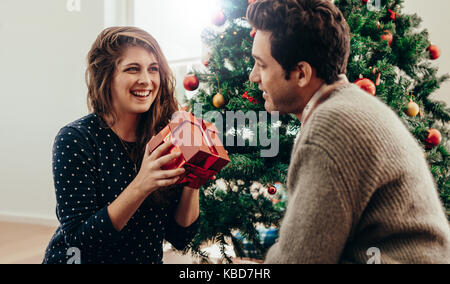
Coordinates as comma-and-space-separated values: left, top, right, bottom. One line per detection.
86, 26, 178, 161
86, 27, 181, 206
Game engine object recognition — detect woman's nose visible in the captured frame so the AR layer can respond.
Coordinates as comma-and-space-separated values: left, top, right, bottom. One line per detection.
137, 72, 151, 86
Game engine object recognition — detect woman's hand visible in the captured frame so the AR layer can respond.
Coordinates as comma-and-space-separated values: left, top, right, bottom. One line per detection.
132, 140, 185, 196
108, 141, 184, 232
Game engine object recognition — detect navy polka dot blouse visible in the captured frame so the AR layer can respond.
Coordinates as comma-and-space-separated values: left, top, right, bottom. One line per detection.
43, 113, 199, 264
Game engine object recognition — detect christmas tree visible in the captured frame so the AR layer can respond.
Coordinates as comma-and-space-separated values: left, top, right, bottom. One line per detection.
333, 0, 449, 215
182, 0, 449, 263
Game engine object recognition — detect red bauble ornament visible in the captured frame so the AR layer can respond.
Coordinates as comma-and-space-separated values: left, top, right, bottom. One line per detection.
212, 10, 226, 27
268, 186, 277, 195
361, 0, 369, 3
183, 74, 199, 91
426, 129, 442, 147
427, 44, 441, 60
203, 59, 209, 67
354, 78, 376, 96
381, 30, 393, 46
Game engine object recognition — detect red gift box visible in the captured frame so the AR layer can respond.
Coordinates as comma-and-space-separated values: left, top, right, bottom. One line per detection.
147, 111, 230, 189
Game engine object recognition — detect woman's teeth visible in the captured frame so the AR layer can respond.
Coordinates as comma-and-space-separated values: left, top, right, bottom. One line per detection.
131, 91, 150, 97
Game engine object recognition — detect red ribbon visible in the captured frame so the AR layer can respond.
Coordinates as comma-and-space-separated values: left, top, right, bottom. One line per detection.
388, 9, 396, 21
242, 91, 258, 105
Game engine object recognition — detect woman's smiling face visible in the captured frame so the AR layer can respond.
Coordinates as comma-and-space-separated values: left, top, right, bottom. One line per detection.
111, 45, 161, 117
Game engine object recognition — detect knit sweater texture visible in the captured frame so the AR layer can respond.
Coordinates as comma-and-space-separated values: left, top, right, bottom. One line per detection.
265, 84, 450, 264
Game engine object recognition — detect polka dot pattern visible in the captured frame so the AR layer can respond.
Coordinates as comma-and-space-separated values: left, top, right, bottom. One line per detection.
43, 114, 198, 264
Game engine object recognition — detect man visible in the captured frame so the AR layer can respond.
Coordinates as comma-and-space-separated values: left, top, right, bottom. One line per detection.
247, 0, 450, 264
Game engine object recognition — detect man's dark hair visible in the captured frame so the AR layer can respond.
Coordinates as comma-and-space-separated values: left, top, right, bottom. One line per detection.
247, 0, 350, 84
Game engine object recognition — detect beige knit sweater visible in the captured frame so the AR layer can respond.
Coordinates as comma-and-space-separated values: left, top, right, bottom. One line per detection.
265, 84, 450, 264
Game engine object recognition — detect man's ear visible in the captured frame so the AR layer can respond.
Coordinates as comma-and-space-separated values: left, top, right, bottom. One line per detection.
294, 62, 313, 88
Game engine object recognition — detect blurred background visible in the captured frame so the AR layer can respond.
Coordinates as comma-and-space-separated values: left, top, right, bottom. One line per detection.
0, 0, 448, 263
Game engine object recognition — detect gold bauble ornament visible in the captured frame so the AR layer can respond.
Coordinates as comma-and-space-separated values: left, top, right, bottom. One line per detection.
406, 101, 420, 117
213, 93, 226, 108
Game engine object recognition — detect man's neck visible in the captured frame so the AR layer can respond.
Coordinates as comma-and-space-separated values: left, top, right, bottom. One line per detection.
295, 78, 325, 121
296, 75, 349, 123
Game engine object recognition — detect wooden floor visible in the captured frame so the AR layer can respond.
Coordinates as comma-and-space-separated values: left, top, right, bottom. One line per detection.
0, 221, 57, 264
0, 221, 194, 264
1, 222, 253, 264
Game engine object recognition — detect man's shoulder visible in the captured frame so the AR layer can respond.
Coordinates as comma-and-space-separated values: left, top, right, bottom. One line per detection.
300, 83, 416, 157
322, 84, 394, 115
308, 84, 402, 133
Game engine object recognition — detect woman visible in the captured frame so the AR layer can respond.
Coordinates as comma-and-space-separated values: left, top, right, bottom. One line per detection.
43, 27, 199, 264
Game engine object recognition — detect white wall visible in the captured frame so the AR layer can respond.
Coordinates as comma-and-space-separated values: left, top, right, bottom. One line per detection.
133, 0, 220, 105
0, 0, 105, 224
0, 0, 448, 225
403, 0, 450, 106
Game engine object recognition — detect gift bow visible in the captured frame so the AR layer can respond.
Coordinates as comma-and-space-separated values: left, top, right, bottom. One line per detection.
242, 91, 258, 105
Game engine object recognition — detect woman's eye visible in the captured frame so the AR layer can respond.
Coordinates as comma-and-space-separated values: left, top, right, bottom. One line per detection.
126, 67, 139, 72
150, 66, 159, 72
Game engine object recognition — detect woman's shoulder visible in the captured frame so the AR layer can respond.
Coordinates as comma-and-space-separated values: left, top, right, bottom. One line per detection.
55, 113, 106, 146
64, 113, 104, 130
